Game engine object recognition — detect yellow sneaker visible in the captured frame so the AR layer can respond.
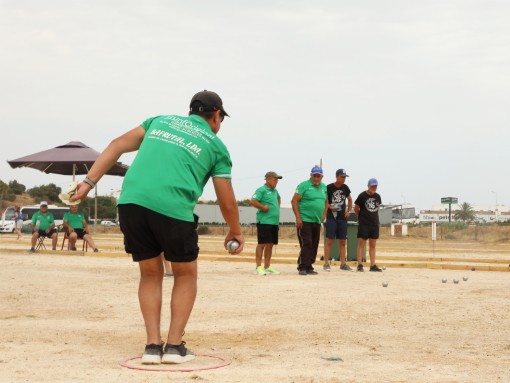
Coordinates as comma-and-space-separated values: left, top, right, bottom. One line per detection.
255, 266, 267, 275
264, 265, 280, 275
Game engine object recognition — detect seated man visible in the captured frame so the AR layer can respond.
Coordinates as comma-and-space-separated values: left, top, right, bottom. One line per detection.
30, 201, 58, 252
63, 204, 99, 252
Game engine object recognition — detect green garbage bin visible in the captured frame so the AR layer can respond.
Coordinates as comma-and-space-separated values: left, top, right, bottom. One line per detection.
347, 222, 366, 262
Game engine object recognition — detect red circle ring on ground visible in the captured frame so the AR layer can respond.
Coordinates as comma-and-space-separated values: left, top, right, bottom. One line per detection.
118, 354, 231, 372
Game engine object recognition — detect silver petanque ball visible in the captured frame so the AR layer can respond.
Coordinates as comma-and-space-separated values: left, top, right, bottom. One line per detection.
227, 240, 240, 252
382, 281, 389, 287
463, 276, 468, 281
442, 278, 447, 283
453, 278, 459, 284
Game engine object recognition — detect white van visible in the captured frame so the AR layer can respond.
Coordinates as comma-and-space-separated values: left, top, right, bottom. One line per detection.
0, 205, 70, 233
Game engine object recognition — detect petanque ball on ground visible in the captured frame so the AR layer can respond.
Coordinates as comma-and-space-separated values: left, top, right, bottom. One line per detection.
463, 276, 468, 281
442, 278, 447, 283
471, 267, 476, 271
382, 281, 388, 287
453, 279, 459, 284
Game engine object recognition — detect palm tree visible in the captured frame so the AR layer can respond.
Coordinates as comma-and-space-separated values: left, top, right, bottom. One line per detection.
454, 202, 476, 222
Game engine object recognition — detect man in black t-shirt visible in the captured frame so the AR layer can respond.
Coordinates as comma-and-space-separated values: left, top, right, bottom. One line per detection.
354, 178, 383, 272
324, 169, 353, 271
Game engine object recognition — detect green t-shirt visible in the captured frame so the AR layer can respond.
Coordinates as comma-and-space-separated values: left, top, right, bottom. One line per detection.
31, 211, 55, 231
63, 211, 85, 229
118, 114, 232, 222
295, 179, 327, 223
251, 184, 281, 225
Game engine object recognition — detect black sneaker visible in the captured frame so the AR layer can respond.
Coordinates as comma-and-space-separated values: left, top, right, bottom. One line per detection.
71, 247, 77, 251
162, 341, 195, 364
93, 248, 99, 253
298, 270, 307, 275
29, 248, 35, 253
370, 265, 383, 272
141, 343, 164, 364
306, 270, 318, 275
357, 264, 364, 272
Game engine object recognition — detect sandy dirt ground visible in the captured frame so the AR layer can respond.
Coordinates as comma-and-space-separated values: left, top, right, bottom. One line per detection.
1, 235, 509, 383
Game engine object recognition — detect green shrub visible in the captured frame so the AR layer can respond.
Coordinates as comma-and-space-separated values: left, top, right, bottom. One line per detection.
197, 225, 210, 235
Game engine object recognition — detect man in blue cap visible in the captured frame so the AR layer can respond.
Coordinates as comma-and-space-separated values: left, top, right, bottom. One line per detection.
354, 178, 383, 272
291, 165, 328, 275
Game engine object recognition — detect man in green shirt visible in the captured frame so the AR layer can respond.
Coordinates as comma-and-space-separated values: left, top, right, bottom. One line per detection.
71, 90, 244, 365
29, 201, 58, 252
63, 204, 99, 252
249, 171, 282, 275
291, 166, 328, 275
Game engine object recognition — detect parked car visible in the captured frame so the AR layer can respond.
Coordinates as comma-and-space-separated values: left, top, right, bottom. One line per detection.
100, 220, 116, 226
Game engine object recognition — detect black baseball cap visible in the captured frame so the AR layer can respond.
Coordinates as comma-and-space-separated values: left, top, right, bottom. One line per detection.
189, 90, 229, 117
336, 169, 349, 177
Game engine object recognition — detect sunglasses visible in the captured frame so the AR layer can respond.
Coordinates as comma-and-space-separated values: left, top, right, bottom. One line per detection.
312, 174, 323, 178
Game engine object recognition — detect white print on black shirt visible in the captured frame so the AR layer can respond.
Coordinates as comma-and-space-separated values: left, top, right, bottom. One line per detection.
332, 190, 346, 206
365, 198, 379, 212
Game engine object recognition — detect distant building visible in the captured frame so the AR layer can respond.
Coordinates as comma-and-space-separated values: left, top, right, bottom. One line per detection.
419, 204, 510, 223
194, 204, 393, 225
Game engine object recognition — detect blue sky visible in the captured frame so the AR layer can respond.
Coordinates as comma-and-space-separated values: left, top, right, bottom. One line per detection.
1, 0, 508, 212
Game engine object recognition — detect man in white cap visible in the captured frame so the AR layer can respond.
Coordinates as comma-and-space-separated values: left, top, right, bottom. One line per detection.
29, 201, 58, 252
250, 171, 283, 275
354, 178, 383, 272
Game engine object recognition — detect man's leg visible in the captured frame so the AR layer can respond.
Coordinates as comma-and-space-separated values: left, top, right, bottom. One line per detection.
368, 239, 377, 266
310, 223, 322, 265
357, 238, 366, 266
297, 224, 313, 271
69, 232, 78, 249
339, 239, 347, 265
51, 232, 58, 250
83, 234, 98, 251
138, 255, 164, 345
263, 244, 273, 268
255, 244, 264, 268
31, 232, 38, 249
166, 260, 197, 346
324, 238, 334, 266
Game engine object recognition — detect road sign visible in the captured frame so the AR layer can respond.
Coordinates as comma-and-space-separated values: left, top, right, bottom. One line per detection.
441, 197, 458, 204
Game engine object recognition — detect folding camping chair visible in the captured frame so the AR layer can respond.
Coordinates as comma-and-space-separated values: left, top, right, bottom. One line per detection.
61, 231, 88, 252
35, 236, 46, 250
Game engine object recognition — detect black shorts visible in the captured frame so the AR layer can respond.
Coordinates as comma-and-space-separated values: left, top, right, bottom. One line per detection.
325, 219, 347, 240
256, 223, 279, 245
357, 224, 379, 240
118, 203, 199, 263
37, 229, 57, 237
68, 228, 86, 239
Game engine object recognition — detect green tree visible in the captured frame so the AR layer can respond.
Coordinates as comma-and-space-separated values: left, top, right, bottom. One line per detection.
237, 199, 252, 206
8, 180, 26, 195
27, 183, 62, 203
0, 180, 16, 202
95, 196, 118, 219
454, 202, 476, 222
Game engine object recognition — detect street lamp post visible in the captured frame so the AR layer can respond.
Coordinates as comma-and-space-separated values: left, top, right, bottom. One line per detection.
491, 191, 498, 223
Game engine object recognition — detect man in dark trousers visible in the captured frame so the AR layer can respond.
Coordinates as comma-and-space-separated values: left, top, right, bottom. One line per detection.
291, 165, 327, 275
